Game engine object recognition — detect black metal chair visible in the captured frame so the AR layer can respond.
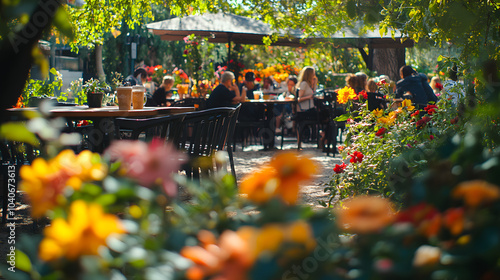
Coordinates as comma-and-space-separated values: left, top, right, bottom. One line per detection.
234, 102, 269, 150
225, 104, 241, 178
177, 107, 237, 179
115, 114, 186, 143
295, 98, 323, 150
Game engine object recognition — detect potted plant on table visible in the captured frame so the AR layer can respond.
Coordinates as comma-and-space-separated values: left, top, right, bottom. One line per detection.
83, 78, 109, 108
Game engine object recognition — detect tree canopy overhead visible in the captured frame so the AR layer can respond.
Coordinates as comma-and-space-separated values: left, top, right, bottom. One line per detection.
1, 0, 499, 111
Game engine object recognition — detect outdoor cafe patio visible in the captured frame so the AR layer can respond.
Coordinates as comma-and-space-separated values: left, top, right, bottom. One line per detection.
2, 1, 500, 279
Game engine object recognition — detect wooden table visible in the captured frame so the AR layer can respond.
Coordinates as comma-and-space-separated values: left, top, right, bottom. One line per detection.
240, 99, 295, 150
7, 106, 195, 153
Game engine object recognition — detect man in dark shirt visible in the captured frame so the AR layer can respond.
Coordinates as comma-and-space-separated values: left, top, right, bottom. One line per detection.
395, 65, 438, 107
206, 71, 243, 108
239, 71, 261, 100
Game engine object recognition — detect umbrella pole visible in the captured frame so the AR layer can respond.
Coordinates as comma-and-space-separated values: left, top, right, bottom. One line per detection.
227, 34, 232, 67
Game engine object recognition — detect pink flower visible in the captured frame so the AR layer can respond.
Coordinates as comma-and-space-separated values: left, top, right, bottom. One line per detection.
105, 139, 187, 196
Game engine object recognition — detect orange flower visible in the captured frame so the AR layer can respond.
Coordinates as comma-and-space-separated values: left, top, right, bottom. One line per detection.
335, 196, 396, 234
20, 150, 107, 217
397, 203, 441, 238
239, 152, 318, 204
337, 86, 357, 104
444, 208, 464, 235
453, 180, 500, 207
181, 230, 253, 280
20, 158, 69, 218
181, 221, 316, 280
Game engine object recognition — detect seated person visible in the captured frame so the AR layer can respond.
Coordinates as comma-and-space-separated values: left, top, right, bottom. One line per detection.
262, 76, 283, 97
124, 68, 147, 86
366, 78, 387, 111
151, 76, 174, 107
273, 75, 297, 132
206, 71, 243, 109
240, 72, 261, 99
395, 65, 438, 108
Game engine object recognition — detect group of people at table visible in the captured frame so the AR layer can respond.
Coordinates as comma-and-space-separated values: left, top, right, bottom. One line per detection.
124, 65, 443, 139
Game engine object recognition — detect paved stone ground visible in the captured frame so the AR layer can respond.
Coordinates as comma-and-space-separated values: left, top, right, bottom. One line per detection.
232, 138, 342, 210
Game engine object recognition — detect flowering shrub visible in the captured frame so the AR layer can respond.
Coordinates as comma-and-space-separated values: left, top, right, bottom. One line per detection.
145, 65, 166, 85
241, 64, 300, 84
325, 82, 467, 206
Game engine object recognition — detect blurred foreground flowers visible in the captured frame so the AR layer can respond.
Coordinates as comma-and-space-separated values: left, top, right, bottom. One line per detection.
3, 94, 500, 280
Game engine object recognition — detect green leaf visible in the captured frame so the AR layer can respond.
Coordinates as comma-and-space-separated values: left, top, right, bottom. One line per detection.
53, 6, 74, 40
95, 194, 117, 206
0, 122, 39, 146
14, 250, 32, 272
334, 113, 351, 122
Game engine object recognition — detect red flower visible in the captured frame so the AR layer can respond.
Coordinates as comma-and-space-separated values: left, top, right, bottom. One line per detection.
192, 41, 199, 46
429, 135, 434, 140
77, 120, 89, 127
238, 62, 245, 68
333, 162, 347, 174
183, 49, 189, 55
376, 79, 387, 86
416, 116, 432, 129
424, 104, 438, 115
358, 90, 368, 100
435, 82, 443, 91
450, 116, 459, 124
229, 59, 234, 63
375, 127, 387, 137
255, 77, 262, 82
411, 110, 420, 117
349, 151, 364, 163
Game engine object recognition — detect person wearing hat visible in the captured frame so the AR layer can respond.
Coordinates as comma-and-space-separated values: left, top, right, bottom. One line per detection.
239, 72, 261, 100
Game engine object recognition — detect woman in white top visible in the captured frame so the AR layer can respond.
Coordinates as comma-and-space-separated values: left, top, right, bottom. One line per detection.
297, 66, 317, 112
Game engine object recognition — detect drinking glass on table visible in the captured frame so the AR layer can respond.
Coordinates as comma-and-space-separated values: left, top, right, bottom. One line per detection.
253, 90, 262, 100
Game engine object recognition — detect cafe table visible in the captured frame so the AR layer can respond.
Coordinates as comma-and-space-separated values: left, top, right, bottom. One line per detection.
241, 99, 296, 150
7, 106, 195, 153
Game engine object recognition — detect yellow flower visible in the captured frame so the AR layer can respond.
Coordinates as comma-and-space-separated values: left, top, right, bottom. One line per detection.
335, 196, 396, 234
39, 200, 125, 261
401, 99, 415, 111
54, 150, 107, 189
240, 152, 318, 204
453, 180, 500, 207
372, 108, 384, 118
377, 116, 395, 126
337, 86, 356, 104
20, 158, 69, 218
20, 150, 107, 217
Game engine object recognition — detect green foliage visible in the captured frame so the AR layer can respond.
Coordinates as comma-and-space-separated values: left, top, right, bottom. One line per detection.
20, 68, 65, 107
